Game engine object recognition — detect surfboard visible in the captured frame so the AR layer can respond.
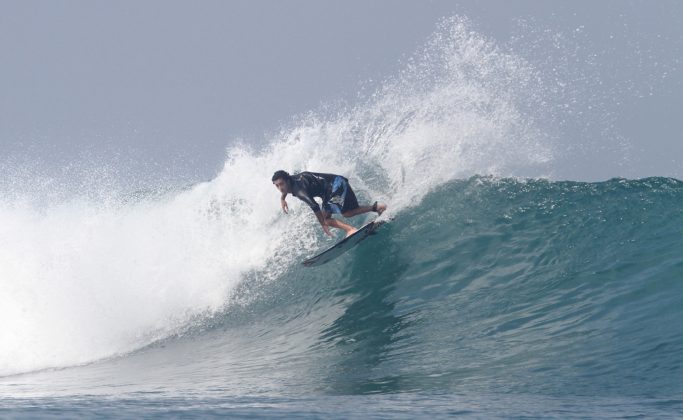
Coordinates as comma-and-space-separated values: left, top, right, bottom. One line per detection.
302, 219, 382, 267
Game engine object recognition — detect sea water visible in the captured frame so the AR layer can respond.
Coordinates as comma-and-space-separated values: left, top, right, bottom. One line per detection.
1, 17, 682, 418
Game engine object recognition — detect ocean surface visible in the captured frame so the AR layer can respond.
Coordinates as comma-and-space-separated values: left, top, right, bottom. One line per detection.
2, 177, 682, 418
2, 17, 682, 419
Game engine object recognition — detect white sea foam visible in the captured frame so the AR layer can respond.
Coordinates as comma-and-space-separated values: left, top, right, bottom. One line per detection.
0, 17, 553, 376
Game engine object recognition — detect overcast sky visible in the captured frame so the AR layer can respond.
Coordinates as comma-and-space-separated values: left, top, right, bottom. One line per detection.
1, 0, 681, 186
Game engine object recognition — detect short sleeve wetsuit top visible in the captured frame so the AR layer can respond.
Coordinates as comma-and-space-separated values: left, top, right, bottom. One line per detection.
290, 172, 359, 214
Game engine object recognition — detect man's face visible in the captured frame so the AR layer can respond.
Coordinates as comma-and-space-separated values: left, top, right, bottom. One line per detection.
273, 178, 290, 194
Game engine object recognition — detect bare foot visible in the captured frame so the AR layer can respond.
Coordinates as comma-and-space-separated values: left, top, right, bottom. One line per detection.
375, 203, 387, 216
345, 228, 358, 238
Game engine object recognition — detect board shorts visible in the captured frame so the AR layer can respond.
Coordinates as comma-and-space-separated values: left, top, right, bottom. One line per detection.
323, 176, 359, 215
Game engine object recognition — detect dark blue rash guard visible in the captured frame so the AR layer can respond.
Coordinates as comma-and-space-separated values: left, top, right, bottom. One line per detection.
290, 172, 359, 214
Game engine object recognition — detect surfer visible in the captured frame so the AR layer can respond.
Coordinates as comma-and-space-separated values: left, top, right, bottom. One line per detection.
272, 170, 387, 238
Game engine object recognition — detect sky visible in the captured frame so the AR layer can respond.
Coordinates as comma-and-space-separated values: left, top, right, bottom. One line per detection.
1, 0, 681, 186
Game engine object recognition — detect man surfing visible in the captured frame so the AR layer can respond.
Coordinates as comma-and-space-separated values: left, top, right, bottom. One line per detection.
272, 170, 387, 238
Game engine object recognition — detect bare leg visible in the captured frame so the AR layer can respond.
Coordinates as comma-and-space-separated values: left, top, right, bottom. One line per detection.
325, 217, 358, 237
342, 202, 387, 218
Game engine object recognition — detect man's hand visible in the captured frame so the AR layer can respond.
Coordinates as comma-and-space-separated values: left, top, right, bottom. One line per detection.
322, 223, 333, 237
280, 198, 289, 214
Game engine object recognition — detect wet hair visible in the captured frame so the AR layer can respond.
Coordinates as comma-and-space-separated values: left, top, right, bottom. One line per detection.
272, 170, 291, 182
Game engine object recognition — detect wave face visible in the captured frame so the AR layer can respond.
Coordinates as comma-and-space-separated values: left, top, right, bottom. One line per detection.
205, 176, 682, 398
286, 176, 683, 397
2, 177, 682, 403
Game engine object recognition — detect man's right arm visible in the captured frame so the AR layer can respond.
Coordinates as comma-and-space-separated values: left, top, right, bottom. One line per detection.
314, 210, 332, 237
292, 191, 331, 236
280, 192, 289, 214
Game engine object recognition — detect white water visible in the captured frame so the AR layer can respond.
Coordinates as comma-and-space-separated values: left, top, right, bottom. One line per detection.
0, 17, 553, 376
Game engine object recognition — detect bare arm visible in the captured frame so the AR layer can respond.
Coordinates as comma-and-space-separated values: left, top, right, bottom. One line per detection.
286, 190, 330, 236
314, 211, 333, 237
280, 192, 289, 214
